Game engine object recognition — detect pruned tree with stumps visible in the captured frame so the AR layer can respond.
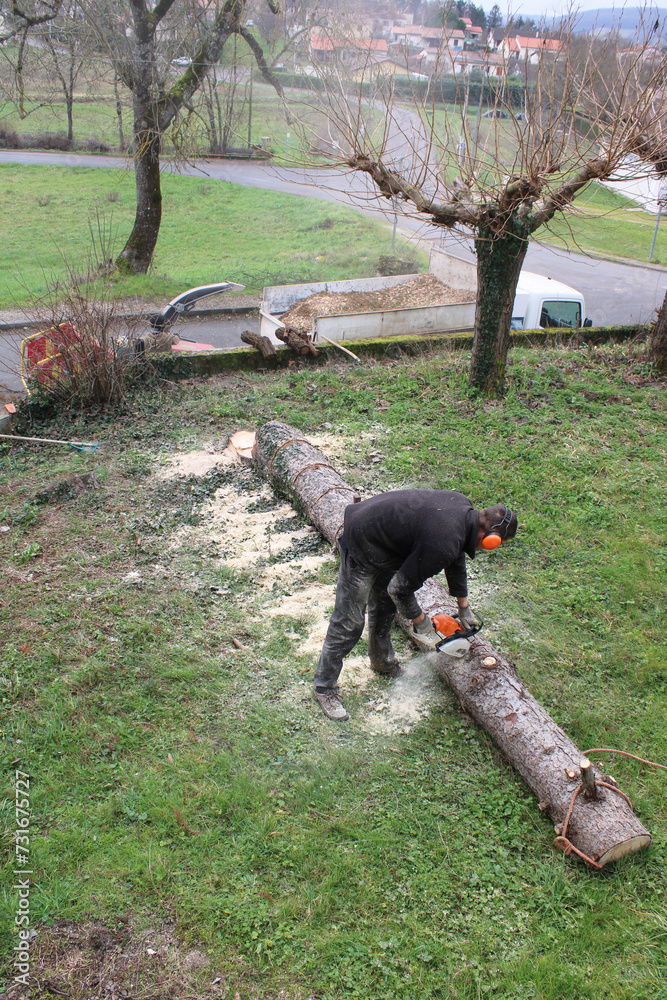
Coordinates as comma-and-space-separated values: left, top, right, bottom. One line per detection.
306, 7, 667, 395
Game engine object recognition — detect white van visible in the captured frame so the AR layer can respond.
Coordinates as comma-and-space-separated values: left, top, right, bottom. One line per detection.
429, 248, 591, 331
511, 271, 590, 330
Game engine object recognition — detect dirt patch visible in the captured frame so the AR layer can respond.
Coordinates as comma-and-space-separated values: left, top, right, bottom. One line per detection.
279, 274, 476, 335
2, 919, 301, 1000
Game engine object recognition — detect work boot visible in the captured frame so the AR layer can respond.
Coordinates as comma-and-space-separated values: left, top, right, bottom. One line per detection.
314, 691, 349, 721
368, 635, 401, 677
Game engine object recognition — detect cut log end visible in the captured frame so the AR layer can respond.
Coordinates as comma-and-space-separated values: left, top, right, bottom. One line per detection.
598, 834, 652, 867
275, 326, 319, 356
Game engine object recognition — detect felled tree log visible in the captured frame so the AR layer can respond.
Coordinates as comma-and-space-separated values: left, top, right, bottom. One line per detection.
252, 419, 359, 541
275, 326, 319, 356
241, 330, 277, 359
253, 420, 652, 868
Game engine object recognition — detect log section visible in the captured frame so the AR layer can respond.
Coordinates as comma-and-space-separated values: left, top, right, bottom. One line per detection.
241, 331, 277, 359
253, 419, 359, 542
253, 419, 651, 868
275, 326, 319, 356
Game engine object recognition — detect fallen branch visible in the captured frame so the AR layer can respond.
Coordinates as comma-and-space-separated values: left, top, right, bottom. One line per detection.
253, 420, 652, 868
318, 333, 360, 361
241, 330, 277, 359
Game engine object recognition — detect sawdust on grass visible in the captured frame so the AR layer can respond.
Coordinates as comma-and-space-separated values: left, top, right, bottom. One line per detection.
155, 434, 448, 737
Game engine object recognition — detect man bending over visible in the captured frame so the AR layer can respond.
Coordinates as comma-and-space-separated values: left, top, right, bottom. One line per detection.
313, 490, 517, 721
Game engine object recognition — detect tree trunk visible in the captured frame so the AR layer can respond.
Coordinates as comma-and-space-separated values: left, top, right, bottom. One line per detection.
275, 327, 319, 356
204, 77, 219, 153
113, 72, 124, 151
469, 227, 528, 396
115, 9, 163, 275
66, 91, 74, 142
253, 420, 652, 868
240, 330, 277, 358
650, 287, 667, 373
116, 128, 162, 274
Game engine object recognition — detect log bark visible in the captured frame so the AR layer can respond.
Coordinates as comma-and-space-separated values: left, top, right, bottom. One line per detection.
253, 419, 652, 868
275, 326, 319, 356
241, 330, 277, 359
252, 420, 359, 541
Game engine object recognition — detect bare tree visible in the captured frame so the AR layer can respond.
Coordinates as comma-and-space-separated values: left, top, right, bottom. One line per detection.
1, 0, 66, 117
620, 72, 667, 373
84, 0, 285, 274
308, 9, 667, 395
35, 0, 89, 142
0, 0, 63, 43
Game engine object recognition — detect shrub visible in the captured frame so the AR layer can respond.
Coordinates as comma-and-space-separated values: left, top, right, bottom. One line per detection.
82, 136, 111, 154
0, 127, 21, 149
24, 274, 149, 409
26, 131, 73, 151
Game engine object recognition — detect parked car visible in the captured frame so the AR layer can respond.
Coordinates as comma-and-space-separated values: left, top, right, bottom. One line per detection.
172, 56, 191, 67
481, 110, 508, 118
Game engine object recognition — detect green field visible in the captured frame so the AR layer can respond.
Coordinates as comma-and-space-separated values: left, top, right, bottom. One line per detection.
0, 87, 336, 163
1, 340, 665, 997
0, 163, 426, 307
537, 181, 667, 264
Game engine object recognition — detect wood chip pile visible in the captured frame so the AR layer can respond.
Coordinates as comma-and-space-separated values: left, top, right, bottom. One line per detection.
279, 274, 476, 336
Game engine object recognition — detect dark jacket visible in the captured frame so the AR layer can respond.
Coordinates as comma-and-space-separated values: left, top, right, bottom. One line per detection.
342, 489, 479, 619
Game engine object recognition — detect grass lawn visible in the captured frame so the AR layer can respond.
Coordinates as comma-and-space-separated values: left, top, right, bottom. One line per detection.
0, 97, 124, 148
0, 340, 665, 998
0, 89, 338, 163
537, 182, 667, 265
0, 164, 426, 308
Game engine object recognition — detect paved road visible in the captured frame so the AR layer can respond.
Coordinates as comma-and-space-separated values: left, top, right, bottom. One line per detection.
2, 148, 667, 340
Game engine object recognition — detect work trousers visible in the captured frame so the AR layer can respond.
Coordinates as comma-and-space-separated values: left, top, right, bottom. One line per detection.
313, 540, 398, 694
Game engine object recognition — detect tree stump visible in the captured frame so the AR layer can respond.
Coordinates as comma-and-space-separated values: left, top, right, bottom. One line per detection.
253, 419, 652, 868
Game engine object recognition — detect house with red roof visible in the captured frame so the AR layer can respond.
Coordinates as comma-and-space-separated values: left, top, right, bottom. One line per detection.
500, 34, 563, 64
309, 29, 388, 69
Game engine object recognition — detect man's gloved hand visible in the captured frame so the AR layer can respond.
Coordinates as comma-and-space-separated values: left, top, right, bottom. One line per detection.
408, 615, 440, 650
458, 605, 480, 628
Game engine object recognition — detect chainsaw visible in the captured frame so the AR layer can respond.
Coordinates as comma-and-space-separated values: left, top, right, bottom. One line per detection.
430, 612, 483, 658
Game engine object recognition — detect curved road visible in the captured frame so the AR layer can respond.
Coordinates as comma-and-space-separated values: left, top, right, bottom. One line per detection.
2, 149, 667, 327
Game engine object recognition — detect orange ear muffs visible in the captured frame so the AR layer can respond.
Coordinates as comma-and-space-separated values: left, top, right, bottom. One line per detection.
481, 533, 502, 550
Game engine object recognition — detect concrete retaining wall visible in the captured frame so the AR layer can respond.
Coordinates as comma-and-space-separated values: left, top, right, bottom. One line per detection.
149, 325, 646, 379
428, 248, 478, 291
313, 302, 475, 341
